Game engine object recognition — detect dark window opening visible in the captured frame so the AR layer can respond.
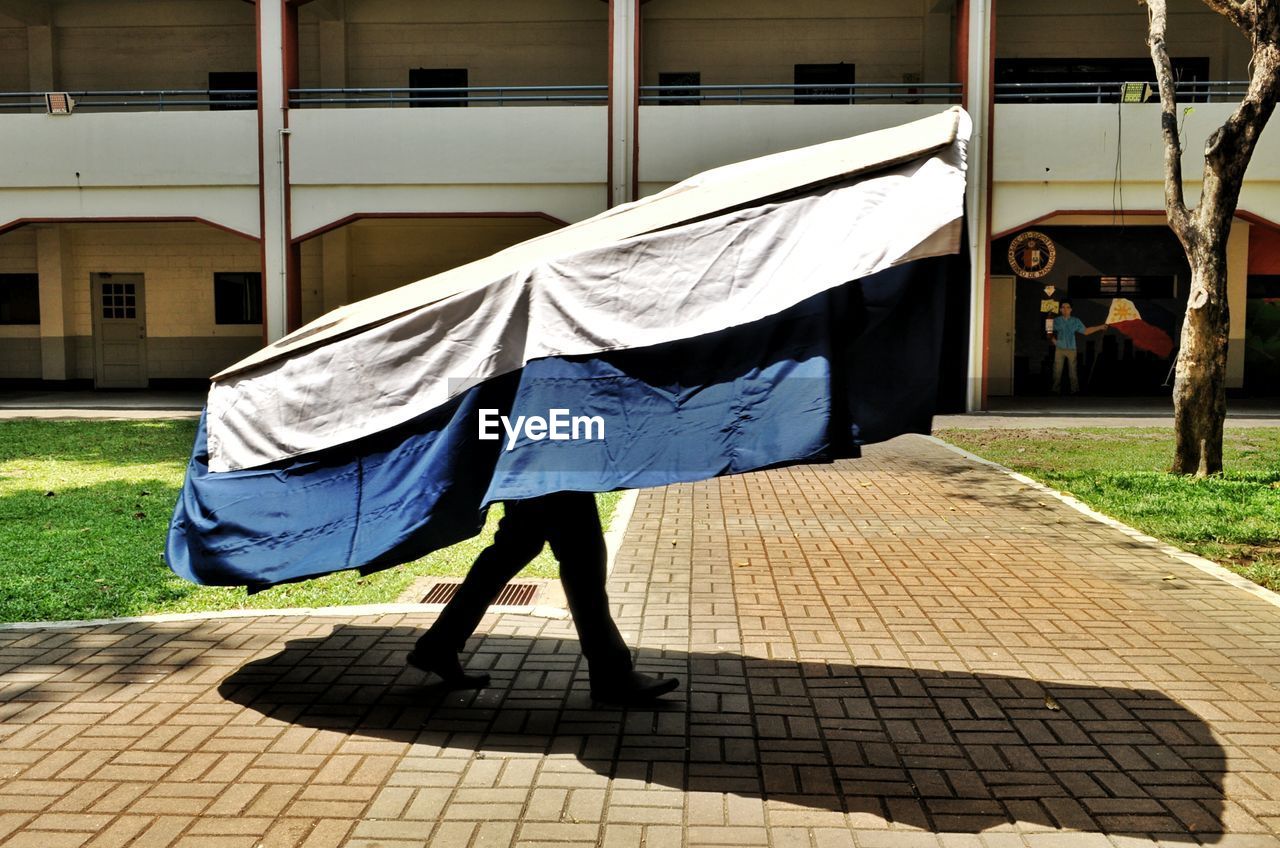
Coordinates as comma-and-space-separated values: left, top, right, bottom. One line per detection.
658, 71, 701, 105
1248, 275, 1280, 298
995, 57, 1209, 103
409, 68, 468, 107
215, 272, 262, 325
209, 71, 258, 111
794, 63, 855, 105
1067, 275, 1177, 299
0, 273, 39, 325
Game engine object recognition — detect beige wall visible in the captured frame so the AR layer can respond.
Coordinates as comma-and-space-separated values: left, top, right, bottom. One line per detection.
14, 0, 259, 93
0, 228, 40, 378
997, 0, 1249, 78
56, 223, 261, 341
0, 227, 37, 273
0, 28, 28, 91
299, 0, 608, 91
641, 0, 952, 89
299, 216, 561, 315
1, 224, 263, 381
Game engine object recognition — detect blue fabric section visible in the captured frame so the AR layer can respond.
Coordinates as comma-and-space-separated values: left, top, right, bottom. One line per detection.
167, 255, 957, 590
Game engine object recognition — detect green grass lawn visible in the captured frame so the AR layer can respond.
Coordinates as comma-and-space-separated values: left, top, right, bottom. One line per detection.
0, 419, 621, 623
935, 427, 1280, 591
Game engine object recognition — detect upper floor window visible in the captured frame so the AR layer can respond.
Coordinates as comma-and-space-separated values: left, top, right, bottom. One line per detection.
410, 68, 468, 107
0, 274, 39, 325
209, 71, 258, 111
795, 63, 855, 105
1068, 275, 1177, 299
658, 72, 701, 105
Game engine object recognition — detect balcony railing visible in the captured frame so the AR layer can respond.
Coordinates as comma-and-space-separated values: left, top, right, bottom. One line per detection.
995, 80, 1250, 104
0, 89, 257, 112
639, 83, 962, 105
290, 85, 608, 107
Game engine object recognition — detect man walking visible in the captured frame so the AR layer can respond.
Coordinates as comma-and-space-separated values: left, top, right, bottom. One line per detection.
1050, 302, 1107, 394
407, 491, 679, 705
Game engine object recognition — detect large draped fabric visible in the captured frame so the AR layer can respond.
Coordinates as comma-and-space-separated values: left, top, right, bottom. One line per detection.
166, 108, 972, 590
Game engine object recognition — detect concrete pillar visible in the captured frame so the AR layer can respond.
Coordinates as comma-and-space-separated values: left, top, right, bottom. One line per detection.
320, 228, 350, 313
258, 0, 290, 342
963, 0, 993, 411
35, 225, 71, 381
1226, 220, 1248, 388
609, 0, 638, 207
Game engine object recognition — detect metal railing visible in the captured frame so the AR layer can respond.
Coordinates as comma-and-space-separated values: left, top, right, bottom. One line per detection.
0, 89, 258, 112
639, 82, 962, 105
289, 85, 608, 107
995, 80, 1251, 104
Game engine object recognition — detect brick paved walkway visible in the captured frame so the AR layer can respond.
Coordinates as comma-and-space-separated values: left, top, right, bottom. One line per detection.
4, 435, 1280, 847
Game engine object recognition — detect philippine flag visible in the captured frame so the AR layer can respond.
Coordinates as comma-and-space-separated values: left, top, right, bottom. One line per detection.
166, 109, 972, 591
1105, 298, 1175, 359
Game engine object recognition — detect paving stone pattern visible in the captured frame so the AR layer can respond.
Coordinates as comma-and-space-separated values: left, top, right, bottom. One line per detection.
3, 435, 1280, 847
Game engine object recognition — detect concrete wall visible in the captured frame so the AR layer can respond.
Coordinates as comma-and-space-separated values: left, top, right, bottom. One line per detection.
0, 112, 259, 236
993, 103, 1280, 234
641, 0, 954, 88
51, 0, 256, 94
0, 27, 28, 91
997, 0, 1249, 78
298, 0, 608, 91
288, 106, 608, 235
638, 103, 947, 194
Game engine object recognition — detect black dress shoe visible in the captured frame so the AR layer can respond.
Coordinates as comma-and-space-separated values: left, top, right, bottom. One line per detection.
406, 649, 490, 690
590, 670, 680, 706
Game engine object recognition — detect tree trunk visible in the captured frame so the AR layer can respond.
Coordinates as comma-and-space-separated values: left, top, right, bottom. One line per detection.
1146, 0, 1280, 475
1171, 256, 1229, 475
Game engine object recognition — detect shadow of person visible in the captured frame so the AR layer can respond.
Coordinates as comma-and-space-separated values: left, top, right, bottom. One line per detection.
219, 624, 1225, 840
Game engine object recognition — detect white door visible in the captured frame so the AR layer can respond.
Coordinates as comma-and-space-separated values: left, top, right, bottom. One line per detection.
91, 273, 148, 388
988, 276, 1015, 396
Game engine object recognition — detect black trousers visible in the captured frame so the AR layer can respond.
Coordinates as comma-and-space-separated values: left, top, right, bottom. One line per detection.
417, 491, 632, 677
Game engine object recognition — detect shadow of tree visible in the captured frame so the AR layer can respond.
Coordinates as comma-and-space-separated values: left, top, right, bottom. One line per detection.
220, 625, 1225, 840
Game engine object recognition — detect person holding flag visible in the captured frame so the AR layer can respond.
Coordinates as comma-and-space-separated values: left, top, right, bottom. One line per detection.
1050, 302, 1108, 394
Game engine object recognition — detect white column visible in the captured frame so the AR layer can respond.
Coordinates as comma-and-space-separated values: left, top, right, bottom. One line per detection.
965, 0, 993, 411
258, 0, 289, 342
609, 0, 638, 207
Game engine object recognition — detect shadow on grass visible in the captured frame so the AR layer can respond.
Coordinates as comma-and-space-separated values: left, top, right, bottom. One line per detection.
0, 419, 198, 466
217, 625, 1226, 840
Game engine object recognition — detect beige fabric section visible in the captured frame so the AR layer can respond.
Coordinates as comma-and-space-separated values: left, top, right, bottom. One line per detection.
207, 110, 970, 472
216, 108, 966, 381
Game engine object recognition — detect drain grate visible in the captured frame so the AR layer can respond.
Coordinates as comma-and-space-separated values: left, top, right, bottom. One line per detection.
421, 581, 538, 606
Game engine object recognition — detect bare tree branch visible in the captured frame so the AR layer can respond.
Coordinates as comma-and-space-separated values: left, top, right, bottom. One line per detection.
1146, 0, 1193, 238
1201, 0, 1254, 32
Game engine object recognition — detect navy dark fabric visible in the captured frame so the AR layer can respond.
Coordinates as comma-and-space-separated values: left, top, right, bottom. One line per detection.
166, 254, 958, 590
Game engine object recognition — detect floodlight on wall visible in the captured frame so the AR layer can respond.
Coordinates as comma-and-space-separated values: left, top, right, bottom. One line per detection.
1119, 82, 1153, 104
44, 93, 75, 115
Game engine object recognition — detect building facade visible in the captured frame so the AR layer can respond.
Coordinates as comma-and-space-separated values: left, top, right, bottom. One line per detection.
1, 0, 1277, 403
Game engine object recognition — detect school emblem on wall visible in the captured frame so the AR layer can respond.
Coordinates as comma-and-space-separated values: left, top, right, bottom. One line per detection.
1008, 231, 1056, 279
